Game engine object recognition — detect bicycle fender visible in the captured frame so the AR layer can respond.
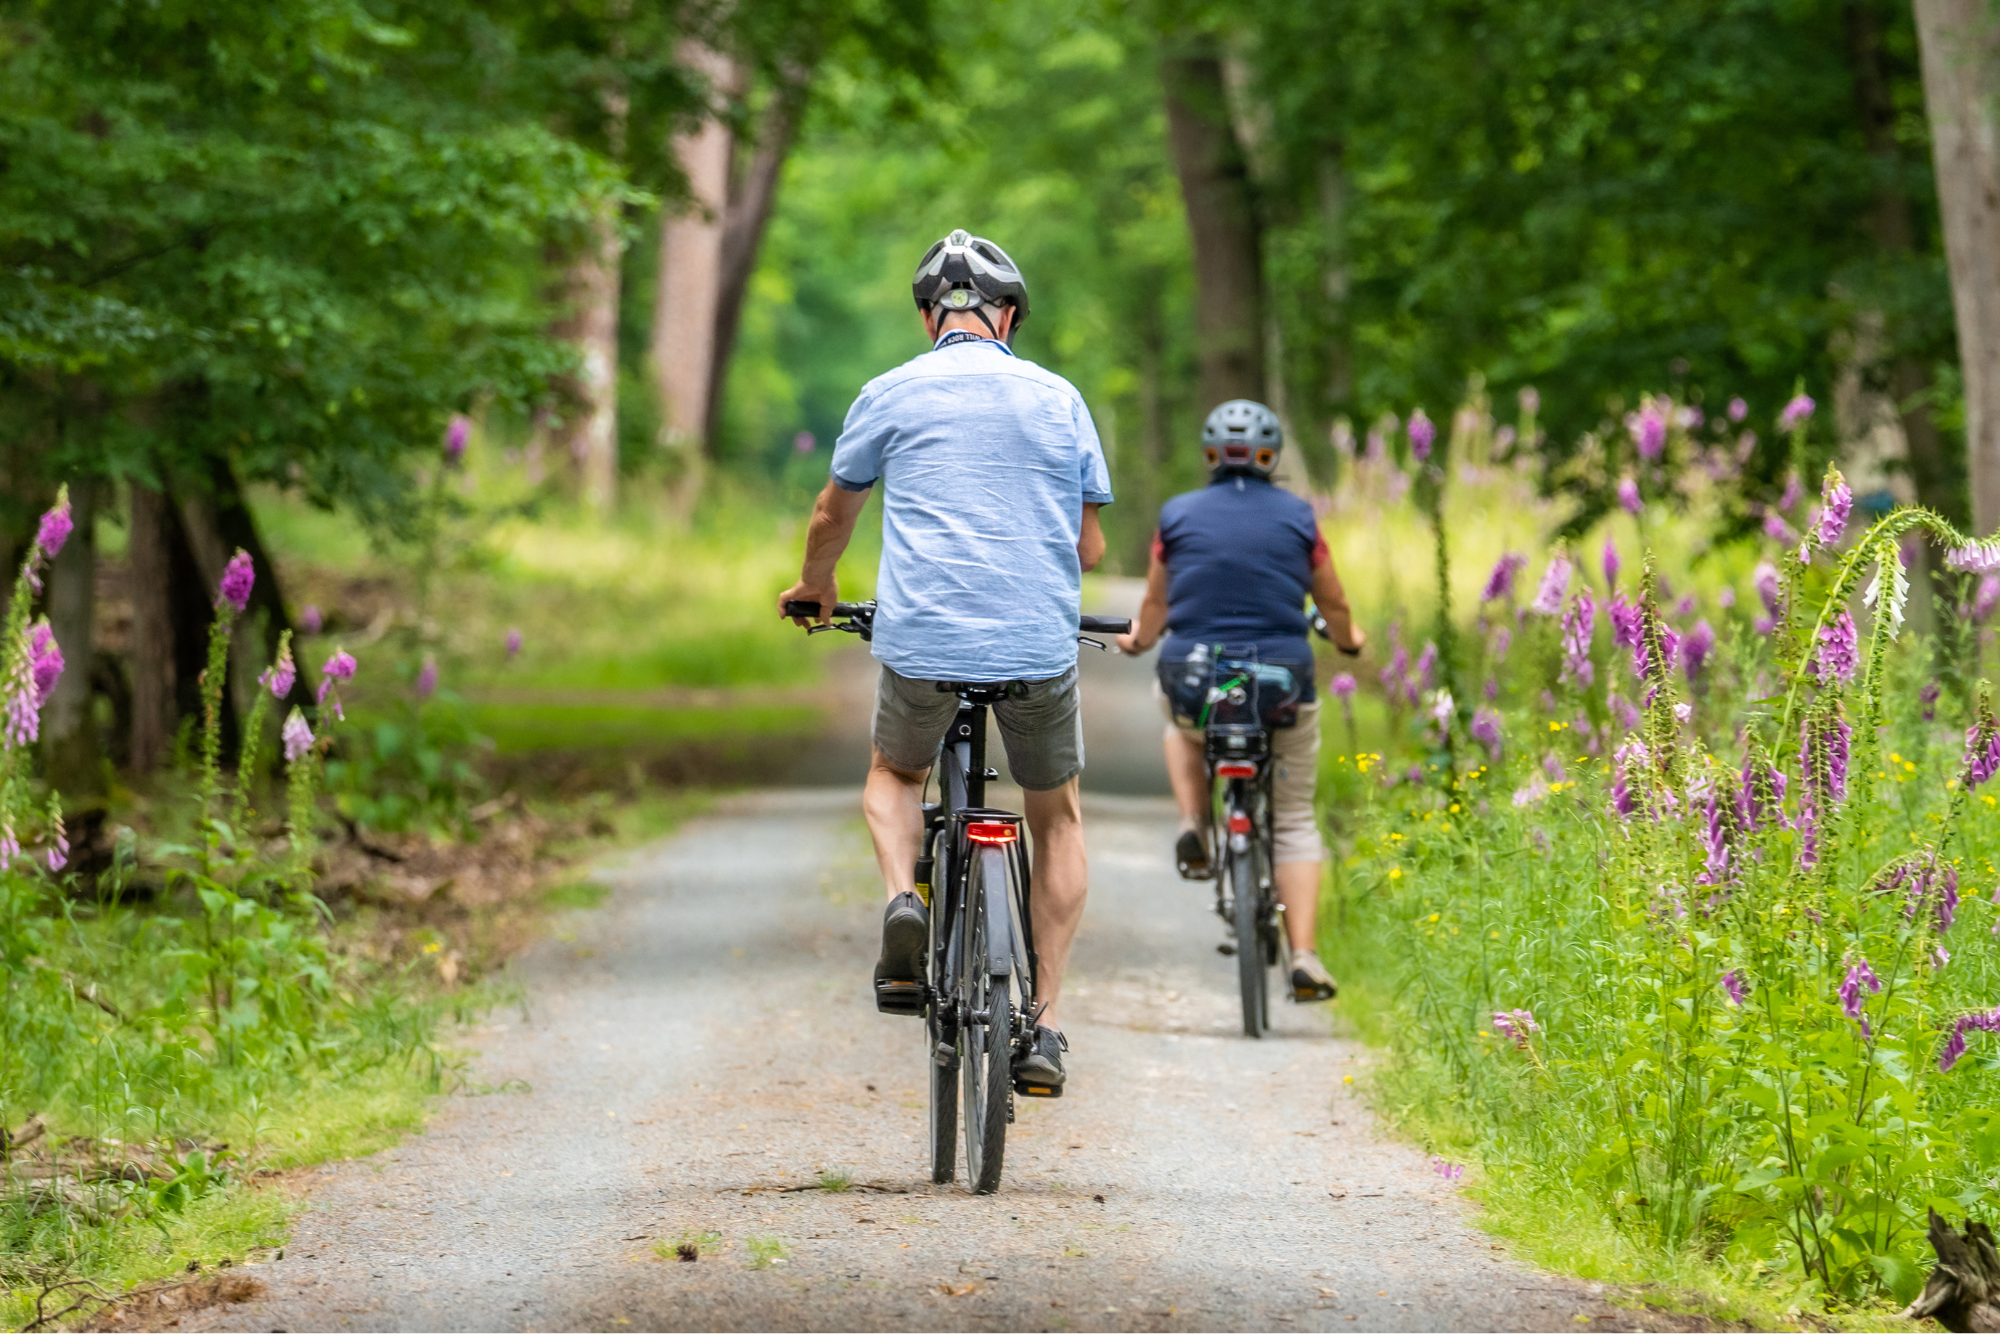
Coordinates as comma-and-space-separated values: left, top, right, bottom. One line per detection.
980, 847, 1013, 978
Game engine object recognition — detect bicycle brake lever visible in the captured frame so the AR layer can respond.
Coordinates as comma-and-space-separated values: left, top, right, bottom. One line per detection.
1077, 635, 1107, 651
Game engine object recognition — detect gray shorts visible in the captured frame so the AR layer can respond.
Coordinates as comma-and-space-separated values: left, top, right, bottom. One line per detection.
872, 664, 1084, 791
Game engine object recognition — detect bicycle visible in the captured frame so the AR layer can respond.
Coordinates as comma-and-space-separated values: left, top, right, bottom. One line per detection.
1173, 613, 1351, 1039
783, 598, 1129, 1193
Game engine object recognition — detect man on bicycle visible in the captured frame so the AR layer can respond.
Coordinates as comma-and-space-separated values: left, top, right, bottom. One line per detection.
1115, 400, 1364, 1002
778, 229, 1111, 1095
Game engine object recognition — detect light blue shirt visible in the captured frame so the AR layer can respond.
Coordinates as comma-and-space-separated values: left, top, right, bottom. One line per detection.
831, 336, 1114, 681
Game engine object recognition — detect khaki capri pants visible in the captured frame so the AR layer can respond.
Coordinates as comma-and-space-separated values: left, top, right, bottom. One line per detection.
1154, 681, 1324, 864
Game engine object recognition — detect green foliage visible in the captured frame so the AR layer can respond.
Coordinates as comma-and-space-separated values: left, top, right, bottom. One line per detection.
1322, 466, 2000, 1306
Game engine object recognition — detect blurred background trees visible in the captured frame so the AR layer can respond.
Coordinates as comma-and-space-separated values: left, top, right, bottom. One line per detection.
7, 0, 2000, 780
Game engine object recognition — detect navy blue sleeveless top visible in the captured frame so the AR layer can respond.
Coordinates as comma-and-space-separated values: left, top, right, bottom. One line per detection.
1155, 476, 1324, 701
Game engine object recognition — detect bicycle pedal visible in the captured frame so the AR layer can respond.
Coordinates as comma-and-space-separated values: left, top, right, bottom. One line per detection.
874, 981, 926, 1016
1215, 941, 1237, 957
1013, 1079, 1063, 1099
1177, 862, 1214, 882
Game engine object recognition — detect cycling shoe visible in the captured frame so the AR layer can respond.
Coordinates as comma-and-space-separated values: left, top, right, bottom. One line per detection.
1012, 1025, 1067, 1097
1290, 950, 1338, 1002
873, 891, 929, 1016
1175, 829, 1212, 880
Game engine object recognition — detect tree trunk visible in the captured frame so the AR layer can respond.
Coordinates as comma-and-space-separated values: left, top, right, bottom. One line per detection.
1848, 0, 1961, 522
1915, 0, 2000, 532
652, 43, 739, 518
1162, 48, 1266, 413
550, 206, 624, 514
704, 74, 811, 449
126, 483, 177, 774
41, 477, 100, 798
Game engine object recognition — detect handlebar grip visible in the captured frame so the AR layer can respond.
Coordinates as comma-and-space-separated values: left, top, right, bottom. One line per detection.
1079, 615, 1132, 634
782, 600, 822, 620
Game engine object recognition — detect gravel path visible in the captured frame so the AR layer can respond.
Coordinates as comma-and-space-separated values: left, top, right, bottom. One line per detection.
193, 785, 1666, 1333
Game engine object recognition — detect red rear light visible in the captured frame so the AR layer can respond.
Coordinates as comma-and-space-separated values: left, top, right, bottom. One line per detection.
1215, 762, 1257, 778
1228, 813, 1252, 834
967, 821, 1018, 845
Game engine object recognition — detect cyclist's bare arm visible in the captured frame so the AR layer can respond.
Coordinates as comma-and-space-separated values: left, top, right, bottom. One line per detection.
1313, 553, 1366, 655
1116, 554, 1169, 654
779, 479, 872, 626
1079, 503, 1105, 573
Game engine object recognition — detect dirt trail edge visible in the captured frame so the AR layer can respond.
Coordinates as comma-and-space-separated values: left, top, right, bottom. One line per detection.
193, 790, 1668, 1333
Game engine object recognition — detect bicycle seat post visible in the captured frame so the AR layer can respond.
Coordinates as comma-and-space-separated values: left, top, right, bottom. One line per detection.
960, 695, 989, 810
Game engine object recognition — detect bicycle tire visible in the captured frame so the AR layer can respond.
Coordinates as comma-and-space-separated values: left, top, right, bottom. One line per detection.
961, 845, 1013, 1194
926, 840, 957, 1185
1231, 842, 1267, 1038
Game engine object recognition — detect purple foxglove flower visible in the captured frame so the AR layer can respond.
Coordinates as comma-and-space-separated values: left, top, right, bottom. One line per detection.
1779, 472, 1804, 513
1530, 553, 1572, 615
1543, 752, 1569, 783
28, 621, 62, 707
1634, 409, 1667, 461
1602, 539, 1621, 589
1963, 711, 2000, 790
1753, 615, 1775, 636
1480, 553, 1528, 603
445, 414, 472, 464
281, 708, 314, 762
1560, 589, 1596, 688
1718, 586, 1735, 609
1840, 959, 1882, 1039
1470, 707, 1503, 761
1612, 740, 1649, 819
0, 825, 16, 870
1946, 542, 2000, 575
1976, 577, 2000, 622
1492, 1009, 1539, 1047
1413, 642, 1438, 693
1815, 469, 1852, 547
1696, 786, 1732, 885
1609, 691, 1642, 733
1720, 970, 1745, 1006
1678, 406, 1703, 430
1922, 680, 1942, 722
1762, 511, 1795, 543
1616, 477, 1642, 515
1608, 593, 1640, 651
1778, 394, 1816, 434
1494, 425, 1516, 451
1330, 673, 1357, 699
416, 655, 438, 699
1408, 409, 1436, 461
1484, 676, 1499, 701
322, 650, 357, 681
46, 818, 67, 873
1798, 793, 1820, 870
217, 549, 255, 614
301, 604, 323, 635
1681, 620, 1715, 680
1405, 764, 1424, 785
1674, 702, 1692, 724
1511, 777, 1549, 807
1519, 386, 1540, 416
1753, 562, 1781, 617
506, 627, 523, 658
1814, 612, 1860, 686
1673, 595, 1696, 618
35, 491, 72, 558
259, 642, 297, 699
1941, 1008, 2000, 1072
1727, 397, 1748, 422
1492, 625, 1513, 660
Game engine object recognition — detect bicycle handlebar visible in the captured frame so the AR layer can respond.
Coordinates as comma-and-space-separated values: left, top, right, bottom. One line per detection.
782, 600, 1132, 638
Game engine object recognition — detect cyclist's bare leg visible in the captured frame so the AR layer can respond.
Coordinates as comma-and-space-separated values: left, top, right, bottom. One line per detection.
1162, 726, 1207, 831
1021, 777, 1087, 1030
862, 746, 927, 901
1275, 860, 1321, 951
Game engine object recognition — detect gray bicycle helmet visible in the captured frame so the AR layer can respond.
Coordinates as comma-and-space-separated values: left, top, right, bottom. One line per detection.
912, 228, 1030, 334
1202, 399, 1284, 480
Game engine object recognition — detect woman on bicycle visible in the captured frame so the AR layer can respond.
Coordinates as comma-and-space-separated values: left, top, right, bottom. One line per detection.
1116, 400, 1365, 1003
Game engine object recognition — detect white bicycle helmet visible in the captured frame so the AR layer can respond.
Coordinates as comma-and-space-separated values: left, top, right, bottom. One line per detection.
1202, 399, 1284, 480
913, 229, 1030, 335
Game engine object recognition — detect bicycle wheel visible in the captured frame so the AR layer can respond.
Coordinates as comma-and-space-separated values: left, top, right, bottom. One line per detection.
961, 845, 1013, 1194
927, 843, 958, 1185
1231, 842, 1267, 1038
